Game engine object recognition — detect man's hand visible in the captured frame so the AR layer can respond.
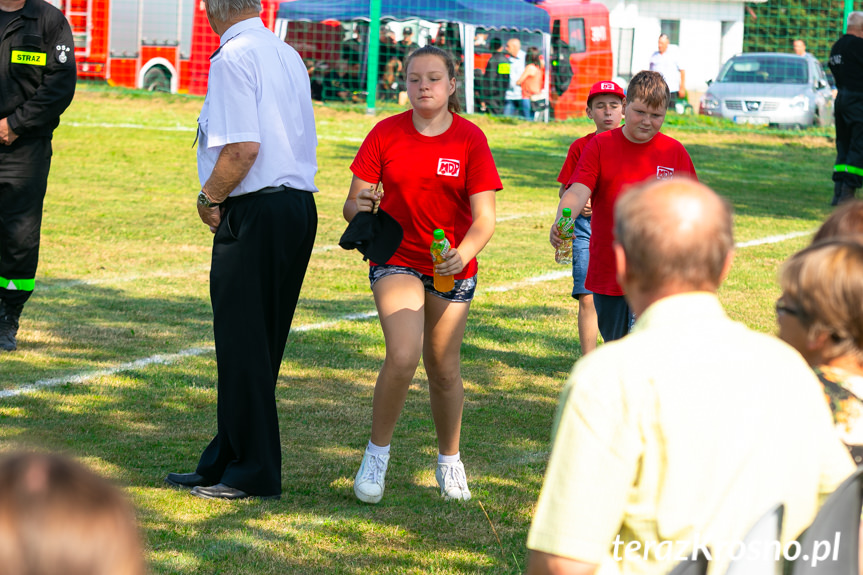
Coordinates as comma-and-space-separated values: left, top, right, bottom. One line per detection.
0, 118, 18, 146
197, 192, 222, 233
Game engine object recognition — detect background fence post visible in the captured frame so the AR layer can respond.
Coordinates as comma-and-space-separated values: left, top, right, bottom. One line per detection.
366, 0, 381, 114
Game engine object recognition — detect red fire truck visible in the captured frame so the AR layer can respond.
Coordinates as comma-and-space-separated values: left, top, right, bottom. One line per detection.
61, 0, 276, 93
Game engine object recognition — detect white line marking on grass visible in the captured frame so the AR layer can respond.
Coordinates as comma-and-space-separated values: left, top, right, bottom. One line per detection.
64, 122, 366, 143
65, 122, 196, 132
735, 230, 814, 248
0, 347, 213, 398
4, 228, 815, 395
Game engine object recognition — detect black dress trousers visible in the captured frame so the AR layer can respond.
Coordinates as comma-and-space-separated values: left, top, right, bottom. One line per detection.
196, 189, 317, 496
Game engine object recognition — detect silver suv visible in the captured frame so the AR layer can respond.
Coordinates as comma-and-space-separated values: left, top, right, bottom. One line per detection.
699, 53, 834, 128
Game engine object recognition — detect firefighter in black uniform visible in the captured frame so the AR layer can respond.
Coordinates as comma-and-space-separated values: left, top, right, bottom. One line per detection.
482, 38, 511, 116
0, 0, 76, 351
829, 12, 863, 205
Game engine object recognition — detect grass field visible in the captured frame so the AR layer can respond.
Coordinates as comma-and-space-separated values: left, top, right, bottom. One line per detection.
0, 85, 838, 574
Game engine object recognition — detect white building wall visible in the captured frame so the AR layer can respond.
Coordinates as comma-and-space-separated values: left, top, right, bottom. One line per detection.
596, 0, 757, 93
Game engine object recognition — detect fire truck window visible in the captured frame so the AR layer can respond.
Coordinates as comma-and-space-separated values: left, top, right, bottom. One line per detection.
568, 18, 586, 54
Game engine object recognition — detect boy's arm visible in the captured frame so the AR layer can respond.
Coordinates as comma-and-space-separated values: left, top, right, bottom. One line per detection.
549, 183, 591, 247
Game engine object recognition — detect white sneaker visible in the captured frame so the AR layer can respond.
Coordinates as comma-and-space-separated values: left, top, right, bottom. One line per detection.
435, 459, 471, 501
354, 449, 389, 504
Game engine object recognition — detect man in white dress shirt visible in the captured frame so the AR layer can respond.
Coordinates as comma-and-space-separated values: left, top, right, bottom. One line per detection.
164, 0, 318, 500
649, 34, 686, 108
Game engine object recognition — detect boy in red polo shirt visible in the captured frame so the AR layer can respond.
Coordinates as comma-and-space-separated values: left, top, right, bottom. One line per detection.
550, 70, 696, 342
556, 80, 625, 356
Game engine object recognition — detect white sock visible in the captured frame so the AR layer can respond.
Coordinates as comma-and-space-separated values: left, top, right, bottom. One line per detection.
438, 452, 460, 464
367, 440, 390, 456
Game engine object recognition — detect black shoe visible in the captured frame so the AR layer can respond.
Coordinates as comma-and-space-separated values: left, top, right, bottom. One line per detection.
831, 181, 843, 206
165, 472, 214, 489
0, 302, 22, 352
838, 184, 858, 205
190, 483, 280, 500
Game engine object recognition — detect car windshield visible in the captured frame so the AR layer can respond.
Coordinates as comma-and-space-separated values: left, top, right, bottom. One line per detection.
717, 56, 809, 85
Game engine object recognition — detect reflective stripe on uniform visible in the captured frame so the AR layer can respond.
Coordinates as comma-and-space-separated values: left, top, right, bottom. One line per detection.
835, 164, 863, 177
11, 51, 47, 66
0, 276, 35, 291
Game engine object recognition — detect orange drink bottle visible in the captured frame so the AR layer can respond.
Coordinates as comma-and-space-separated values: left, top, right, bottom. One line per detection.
430, 229, 455, 292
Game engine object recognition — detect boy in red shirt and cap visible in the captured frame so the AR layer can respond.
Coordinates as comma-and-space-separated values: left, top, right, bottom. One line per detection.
555, 80, 625, 356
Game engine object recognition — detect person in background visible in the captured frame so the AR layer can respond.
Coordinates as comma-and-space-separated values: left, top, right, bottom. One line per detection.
0, 451, 147, 575
554, 81, 625, 356
504, 38, 530, 119
648, 33, 685, 109
304, 58, 323, 101
813, 198, 863, 242
828, 12, 863, 205
398, 26, 419, 60
482, 37, 511, 116
528, 179, 854, 575
343, 45, 500, 505
777, 240, 863, 464
517, 46, 545, 121
793, 38, 808, 56
0, 0, 77, 351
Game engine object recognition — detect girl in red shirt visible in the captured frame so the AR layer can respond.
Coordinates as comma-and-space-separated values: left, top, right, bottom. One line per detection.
343, 45, 501, 504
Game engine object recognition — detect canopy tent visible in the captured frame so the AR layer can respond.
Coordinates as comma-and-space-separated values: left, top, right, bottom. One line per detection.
276, 0, 551, 118
276, 0, 549, 33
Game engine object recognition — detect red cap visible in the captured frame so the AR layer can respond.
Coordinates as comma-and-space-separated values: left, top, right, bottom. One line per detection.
587, 81, 625, 105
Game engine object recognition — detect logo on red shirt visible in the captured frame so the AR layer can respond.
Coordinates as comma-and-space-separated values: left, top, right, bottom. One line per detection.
437, 158, 461, 177
657, 166, 675, 180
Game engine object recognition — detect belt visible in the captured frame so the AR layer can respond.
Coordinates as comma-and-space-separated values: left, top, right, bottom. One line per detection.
224, 185, 290, 203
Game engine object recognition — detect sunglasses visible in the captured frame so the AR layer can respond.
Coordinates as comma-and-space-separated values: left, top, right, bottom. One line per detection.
775, 300, 803, 318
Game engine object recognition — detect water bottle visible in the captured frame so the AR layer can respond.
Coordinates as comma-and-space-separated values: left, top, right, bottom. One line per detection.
430, 229, 455, 293
555, 208, 575, 265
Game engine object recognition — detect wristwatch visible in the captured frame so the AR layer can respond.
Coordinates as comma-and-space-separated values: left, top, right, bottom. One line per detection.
197, 190, 220, 208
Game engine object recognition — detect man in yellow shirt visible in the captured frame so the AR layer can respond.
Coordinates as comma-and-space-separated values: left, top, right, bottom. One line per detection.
526, 179, 854, 575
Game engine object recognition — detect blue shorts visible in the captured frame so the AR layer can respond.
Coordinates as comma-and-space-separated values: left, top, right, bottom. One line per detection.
369, 264, 477, 302
571, 215, 592, 298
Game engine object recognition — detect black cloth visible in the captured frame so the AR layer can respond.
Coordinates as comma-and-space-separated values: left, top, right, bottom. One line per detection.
0, 0, 75, 309
482, 51, 511, 116
829, 34, 863, 188
196, 190, 317, 497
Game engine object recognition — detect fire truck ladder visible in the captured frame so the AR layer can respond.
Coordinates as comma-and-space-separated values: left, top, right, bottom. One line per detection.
65, 0, 92, 58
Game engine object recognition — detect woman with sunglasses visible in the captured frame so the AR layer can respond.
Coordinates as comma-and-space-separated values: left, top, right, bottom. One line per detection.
777, 239, 863, 463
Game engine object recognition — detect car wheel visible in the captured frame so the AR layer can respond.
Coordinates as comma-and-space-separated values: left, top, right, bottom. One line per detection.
143, 67, 171, 93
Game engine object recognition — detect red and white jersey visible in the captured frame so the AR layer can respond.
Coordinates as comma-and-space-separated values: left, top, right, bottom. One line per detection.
569, 128, 697, 295
351, 111, 502, 277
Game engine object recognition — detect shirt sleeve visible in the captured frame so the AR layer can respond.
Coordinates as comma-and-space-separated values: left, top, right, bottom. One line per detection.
350, 123, 384, 184
557, 140, 581, 185
527, 356, 642, 563
464, 125, 503, 195
569, 136, 601, 191
205, 53, 261, 147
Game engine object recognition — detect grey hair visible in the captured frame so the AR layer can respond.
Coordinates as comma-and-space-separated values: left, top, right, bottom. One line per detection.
205, 0, 261, 22
849, 12, 863, 30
